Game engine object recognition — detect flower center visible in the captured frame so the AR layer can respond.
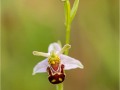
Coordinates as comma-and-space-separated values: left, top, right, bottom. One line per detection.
48, 54, 60, 65
48, 51, 61, 71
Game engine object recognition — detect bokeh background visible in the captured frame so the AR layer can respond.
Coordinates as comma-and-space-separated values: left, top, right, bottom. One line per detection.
1, 0, 119, 90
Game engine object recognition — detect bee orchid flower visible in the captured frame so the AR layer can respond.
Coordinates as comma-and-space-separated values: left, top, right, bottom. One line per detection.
32, 42, 84, 84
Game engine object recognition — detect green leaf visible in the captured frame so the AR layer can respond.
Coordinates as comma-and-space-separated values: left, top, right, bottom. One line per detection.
70, 0, 79, 23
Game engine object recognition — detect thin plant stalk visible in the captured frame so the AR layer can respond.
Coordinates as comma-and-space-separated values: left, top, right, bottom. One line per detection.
56, 0, 80, 90
64, 0, 71, 55
56, 83, 63, 90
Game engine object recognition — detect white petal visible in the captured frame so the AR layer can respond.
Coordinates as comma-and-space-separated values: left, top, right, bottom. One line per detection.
60, 55, 84, 70
48, 43, 61, 53
32, 58, 48, 75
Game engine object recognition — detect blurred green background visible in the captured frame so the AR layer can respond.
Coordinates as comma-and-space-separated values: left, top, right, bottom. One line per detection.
1, 0, 119, 90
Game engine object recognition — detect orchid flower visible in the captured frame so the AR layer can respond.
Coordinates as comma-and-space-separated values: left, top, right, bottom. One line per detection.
32, 42, 84, 84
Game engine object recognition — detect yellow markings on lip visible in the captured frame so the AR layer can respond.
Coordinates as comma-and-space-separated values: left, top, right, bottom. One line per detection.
51, 61, 55, 64
59, 78, 62, 82
51, 79, 56, 83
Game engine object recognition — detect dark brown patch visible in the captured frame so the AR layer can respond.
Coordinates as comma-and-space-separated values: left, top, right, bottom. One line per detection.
47, 64, 65, 84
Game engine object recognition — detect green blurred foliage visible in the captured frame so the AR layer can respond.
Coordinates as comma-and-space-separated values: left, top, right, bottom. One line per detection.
1, 0, 119, 90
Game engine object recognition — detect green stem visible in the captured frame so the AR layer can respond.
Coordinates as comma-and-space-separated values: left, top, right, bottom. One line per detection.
56, 0, 79, 90
56, 1, 71, 90
64, 0, 71, 55
65, 24, 71, 55
56, 83, 63, 90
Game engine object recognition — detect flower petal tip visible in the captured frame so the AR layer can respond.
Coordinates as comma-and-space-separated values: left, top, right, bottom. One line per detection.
79, 64, 84, 69
33, 51, 38, 55
81, 66, 84, 69
32, 72, 36, 75
66, 44, 71, 48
